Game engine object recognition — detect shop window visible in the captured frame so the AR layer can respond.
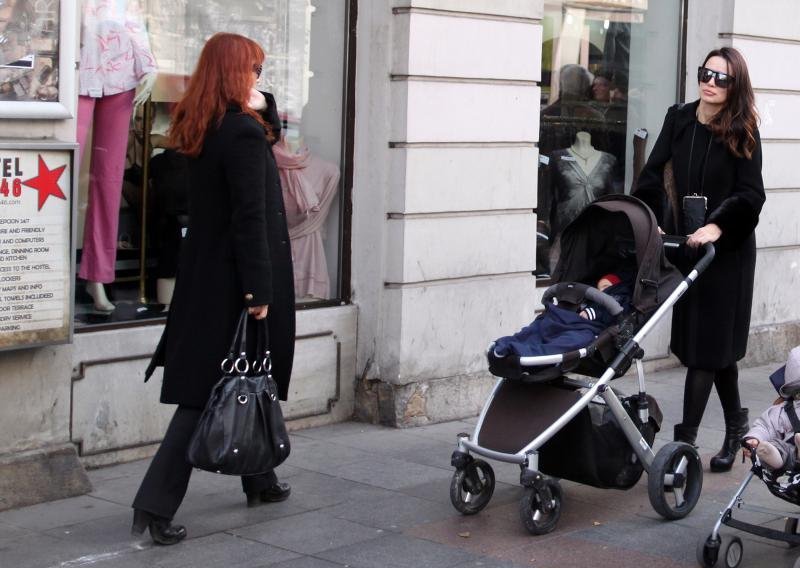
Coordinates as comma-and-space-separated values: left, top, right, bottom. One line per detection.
74, 0, 350, 327
536, 0, 682, 279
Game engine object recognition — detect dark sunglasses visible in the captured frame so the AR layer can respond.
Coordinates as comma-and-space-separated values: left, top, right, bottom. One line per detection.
253, 64, 263, 79
697, 66, 733, 89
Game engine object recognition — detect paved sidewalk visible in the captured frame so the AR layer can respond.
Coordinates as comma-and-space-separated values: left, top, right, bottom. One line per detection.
1, 364, 799, 568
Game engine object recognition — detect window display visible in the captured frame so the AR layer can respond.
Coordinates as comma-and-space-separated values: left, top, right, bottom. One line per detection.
74, 0, 349, 327
0, 0, 77, 119
0, 0, 60, 102
536, 0, 682, 278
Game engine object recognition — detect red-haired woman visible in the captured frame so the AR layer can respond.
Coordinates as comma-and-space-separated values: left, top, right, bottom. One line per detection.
635, 47, 765, 472
131, 33, 295, 544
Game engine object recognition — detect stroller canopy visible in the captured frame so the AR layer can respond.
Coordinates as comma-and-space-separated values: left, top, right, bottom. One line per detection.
550, 195, 683, 315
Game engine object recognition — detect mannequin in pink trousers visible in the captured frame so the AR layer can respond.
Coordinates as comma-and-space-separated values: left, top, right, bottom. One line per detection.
78, 0, 157, 311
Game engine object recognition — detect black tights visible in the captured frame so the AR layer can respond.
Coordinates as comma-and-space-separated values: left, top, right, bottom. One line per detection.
681, 363, 742, 428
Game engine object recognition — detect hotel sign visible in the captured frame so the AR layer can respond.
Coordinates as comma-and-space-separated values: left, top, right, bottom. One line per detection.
0, 142, 75, 351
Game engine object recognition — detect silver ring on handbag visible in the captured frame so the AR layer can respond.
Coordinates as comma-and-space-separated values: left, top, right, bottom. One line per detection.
221, 358, 235, 374
234, 357, 250, 374
251, 360, 263, 373
237, 394, 248, 404
262, 357, 272, 372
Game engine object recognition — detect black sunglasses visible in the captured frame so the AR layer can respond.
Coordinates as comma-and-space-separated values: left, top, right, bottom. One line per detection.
253, 64, 263, 79
697, 66, 733, 89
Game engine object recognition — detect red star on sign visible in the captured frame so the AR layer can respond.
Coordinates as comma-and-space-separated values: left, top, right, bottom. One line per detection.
22, 155, 67, 211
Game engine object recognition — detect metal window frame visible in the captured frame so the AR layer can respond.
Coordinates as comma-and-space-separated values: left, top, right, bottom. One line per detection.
535, 0, 689, 287
76, 0, 358, 333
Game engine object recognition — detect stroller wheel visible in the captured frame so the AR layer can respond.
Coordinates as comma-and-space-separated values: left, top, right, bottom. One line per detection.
696, 534, 743, 568
786, 517, 800, 548
519, 479, 562, 535
449, 459, 495, 515
720, 535, 743, 568
696, 533, 720, 567
648, 442, 703, 520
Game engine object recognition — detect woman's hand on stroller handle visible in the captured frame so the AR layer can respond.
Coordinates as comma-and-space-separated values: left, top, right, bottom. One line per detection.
686, 223, 722, 248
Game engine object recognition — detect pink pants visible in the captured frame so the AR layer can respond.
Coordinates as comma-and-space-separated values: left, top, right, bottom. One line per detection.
77, 90, 135, 283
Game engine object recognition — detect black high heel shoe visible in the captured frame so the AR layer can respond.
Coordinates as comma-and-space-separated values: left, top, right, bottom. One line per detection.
246, 482, 291, 507
710, 408, 749, 473
131, 508, 187, 545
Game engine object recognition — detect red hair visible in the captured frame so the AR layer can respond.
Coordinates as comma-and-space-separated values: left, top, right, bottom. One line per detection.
169, 33, 269, 157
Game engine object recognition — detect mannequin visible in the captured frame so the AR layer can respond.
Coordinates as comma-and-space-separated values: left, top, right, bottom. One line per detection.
548, 131, 618, 239
273, 129, 340, 300
568, 131, 602, 176
78, 0, 157, 311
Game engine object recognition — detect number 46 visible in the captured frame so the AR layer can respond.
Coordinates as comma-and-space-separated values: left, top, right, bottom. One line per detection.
0, 179, 22, 197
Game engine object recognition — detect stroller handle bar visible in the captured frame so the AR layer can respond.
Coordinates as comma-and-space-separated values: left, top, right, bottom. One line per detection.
695, 241, 716, 273
662, 236, 716, 273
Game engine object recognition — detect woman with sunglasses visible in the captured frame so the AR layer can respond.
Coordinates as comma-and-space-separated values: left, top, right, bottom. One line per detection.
131, 33, 295, 544
634, 47, 765, 472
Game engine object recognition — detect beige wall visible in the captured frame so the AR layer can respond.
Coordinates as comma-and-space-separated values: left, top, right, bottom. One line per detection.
352, 1, 544, 424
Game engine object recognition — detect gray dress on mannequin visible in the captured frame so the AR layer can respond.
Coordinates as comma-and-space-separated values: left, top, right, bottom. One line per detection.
548, 149, 617, 238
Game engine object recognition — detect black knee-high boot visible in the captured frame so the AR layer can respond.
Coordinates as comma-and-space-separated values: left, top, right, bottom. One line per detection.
673, 424, 699, 447
675, 368, 715, 448
709, 364, 748, 473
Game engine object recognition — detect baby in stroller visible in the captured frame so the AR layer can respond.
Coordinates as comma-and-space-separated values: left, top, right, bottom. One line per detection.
492, 271, 633, 359
697, 345, 800, 565
743, 346, 800, 471
578, 273, 632, 325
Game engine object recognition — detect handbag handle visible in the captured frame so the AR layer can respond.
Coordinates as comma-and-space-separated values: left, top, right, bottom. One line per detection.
221, 309, 250, 375
253, 318, 272, 375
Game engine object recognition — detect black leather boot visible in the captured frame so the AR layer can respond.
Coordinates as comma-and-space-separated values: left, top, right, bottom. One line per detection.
131, 508, 187, 545
710, 408, 749, 473
246, 482, 291, 507
673, 424, 699, 448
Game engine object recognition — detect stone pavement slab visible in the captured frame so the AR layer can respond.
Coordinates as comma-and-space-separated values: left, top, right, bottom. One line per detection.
232, 510, 384, 555
317, 533, 479, 568
271, 557, 345, 568
0, 362, 799, 568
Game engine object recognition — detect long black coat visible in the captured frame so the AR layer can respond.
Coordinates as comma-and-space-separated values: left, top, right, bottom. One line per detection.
634, 100, 765, 370
146, 94, 295, 407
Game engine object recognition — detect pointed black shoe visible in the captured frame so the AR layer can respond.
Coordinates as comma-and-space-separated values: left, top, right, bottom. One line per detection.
710, 408, 749, 473
246, 482, 291, 507
674, 424, 699, 448
131, 509, 187, 545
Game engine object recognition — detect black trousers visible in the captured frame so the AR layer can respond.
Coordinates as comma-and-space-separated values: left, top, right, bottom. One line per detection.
132, 406, 277, 519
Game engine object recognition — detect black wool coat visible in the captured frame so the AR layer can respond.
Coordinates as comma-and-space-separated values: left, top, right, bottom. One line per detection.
146, 93, 295, 407
634, 100, 765, 370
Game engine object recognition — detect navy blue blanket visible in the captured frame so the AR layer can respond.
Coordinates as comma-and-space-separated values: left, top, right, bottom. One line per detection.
493, 303, 606, 357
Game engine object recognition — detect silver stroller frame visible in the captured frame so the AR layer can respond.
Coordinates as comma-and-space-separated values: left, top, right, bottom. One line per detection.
696, 455, 800, 567
450, 242, 715, 534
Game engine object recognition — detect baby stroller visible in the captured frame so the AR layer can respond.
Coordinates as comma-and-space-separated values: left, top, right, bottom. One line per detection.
449, 195, 716, 535
697, 375, 800, 567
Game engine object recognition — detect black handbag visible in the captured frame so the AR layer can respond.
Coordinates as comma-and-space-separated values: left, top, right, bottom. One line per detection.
187, 310, 291, 475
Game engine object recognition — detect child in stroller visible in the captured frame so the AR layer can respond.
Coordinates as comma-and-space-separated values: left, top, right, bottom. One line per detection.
579, 273, 631, 324
697, 345, 800, 567
742, 346, 800, 472
491, 271, 634, 360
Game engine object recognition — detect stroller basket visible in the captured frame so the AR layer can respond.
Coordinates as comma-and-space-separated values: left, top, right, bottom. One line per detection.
476, 381, 663, 489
